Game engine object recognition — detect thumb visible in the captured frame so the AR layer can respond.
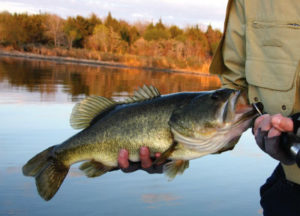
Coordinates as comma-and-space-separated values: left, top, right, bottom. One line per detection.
271, 114, 294, 132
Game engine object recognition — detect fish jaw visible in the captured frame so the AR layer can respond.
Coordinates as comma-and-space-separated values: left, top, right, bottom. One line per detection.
169, 89, 258, 154
171, 113, 254, 154
220, 89, 257, 127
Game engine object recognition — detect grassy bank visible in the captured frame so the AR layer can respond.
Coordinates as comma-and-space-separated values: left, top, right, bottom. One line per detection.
0, 45, 212, 74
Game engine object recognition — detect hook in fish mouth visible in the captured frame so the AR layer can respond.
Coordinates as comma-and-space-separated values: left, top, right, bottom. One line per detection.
221, 91, 264, 126
221, 90, 252, 124
252, 102, 264, 116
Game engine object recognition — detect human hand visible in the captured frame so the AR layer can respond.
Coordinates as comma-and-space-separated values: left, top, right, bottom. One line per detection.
117, 147, 167, 174
253, 114, 295, 164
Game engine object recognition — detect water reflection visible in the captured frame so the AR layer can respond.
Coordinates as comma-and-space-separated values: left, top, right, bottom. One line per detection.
0, 57, 221, 102
141, 193, 181, 204
0, 57, 273, 216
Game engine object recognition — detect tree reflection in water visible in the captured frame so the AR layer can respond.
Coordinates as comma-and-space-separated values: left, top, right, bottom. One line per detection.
0, 56, 221, 101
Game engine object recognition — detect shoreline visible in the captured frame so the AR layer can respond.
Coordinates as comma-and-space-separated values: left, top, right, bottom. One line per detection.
0, 49, 214, 76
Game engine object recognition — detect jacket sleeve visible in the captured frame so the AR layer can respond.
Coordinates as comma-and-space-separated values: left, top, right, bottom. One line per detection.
210, 0, 248, 90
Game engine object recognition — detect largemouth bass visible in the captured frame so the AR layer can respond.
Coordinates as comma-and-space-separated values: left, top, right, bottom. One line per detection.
23, 86, 258, 201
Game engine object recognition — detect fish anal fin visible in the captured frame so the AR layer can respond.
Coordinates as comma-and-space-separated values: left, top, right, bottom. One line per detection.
79, 160, 113, 178
163, 160, 189, 180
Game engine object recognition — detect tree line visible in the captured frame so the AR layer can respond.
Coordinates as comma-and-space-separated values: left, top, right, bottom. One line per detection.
0, 11, 222, 71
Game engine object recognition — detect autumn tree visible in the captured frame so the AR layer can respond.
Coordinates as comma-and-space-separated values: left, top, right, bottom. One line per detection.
64, 15, 99, 49
0, 12, 21, 45
0, 11, 223, 70
104, 12, 120, 32
23, 14, 47, 44
87, 24, 109, 51
87, 13, 102, 35
169, 25, 183, 39
119, 21, 139, 46
45, 14, 65, 47
0, 12, 47, 47
184, 25, 210, 58
143, 19, 170, 41
205, 25, 222, 55
64, 17, 80, 49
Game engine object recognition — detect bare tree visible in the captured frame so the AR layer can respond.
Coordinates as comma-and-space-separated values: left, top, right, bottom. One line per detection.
45, 14, 65, 47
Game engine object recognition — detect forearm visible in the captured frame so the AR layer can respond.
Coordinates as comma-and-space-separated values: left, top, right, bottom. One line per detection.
222, 0, 247, 90
210, 0, 247, 91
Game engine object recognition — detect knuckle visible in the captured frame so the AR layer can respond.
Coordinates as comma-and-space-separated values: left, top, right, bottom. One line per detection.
141, 161, 152, 169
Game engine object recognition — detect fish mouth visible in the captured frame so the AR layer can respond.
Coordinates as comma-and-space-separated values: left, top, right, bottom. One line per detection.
221, 90, 258, 125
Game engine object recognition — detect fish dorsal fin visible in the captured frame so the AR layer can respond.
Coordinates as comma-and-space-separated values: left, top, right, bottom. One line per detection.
70, 96, 116, 129
125, 85, 160, 103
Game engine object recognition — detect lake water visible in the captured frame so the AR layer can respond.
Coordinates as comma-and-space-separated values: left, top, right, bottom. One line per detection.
0, 56, 277, 216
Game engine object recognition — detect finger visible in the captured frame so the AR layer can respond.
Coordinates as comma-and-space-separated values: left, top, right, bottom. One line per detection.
121, 162, 140, 173
155, 152, 161, 158
118, 149, 129, 169
254, 114, 270, 135
264, 136, 295, 165
260, 115, 273, 131
143, 165, 164, 174
271, 114, 294, 132
255, 128, 268, 151
140, 146, 152, 169
268, 127, 281, 138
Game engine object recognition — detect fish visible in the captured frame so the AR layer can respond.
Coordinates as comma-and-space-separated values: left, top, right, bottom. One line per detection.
22, 85, 258, 201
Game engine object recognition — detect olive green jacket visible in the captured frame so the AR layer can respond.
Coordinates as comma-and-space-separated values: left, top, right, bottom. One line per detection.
210, 0, 300, 183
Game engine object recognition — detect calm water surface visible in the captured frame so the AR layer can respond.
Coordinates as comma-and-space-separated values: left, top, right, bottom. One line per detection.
0, 57, 277, 216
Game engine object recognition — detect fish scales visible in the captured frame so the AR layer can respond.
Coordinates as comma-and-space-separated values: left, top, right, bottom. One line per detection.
22, 86, 258, 201
56, 92, 199, 166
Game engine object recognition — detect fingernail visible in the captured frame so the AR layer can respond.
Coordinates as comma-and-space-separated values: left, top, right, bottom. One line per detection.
140, 146, 148, 155
119, 149, 128, 156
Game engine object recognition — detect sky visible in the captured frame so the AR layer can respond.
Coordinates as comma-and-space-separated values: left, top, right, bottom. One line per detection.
0, 0, 228, 30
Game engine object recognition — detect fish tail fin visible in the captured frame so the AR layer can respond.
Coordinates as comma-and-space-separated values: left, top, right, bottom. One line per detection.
22, 146, 56, 177
163, 160, 189, 180
35, 159, 69, 201
22, 146, 69, 201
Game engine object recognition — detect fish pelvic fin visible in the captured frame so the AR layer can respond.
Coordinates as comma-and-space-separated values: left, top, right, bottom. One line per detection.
22, 146, 69, 201
153, 141, 178, 165
79, 160, 113, 178
70, 96, 116, 129
163, 160, 189, 180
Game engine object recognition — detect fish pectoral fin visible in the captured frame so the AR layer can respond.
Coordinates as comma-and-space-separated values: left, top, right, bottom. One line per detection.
163, 160, 189, 180
79, 160, 113, 178
153, 141, 178, 165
